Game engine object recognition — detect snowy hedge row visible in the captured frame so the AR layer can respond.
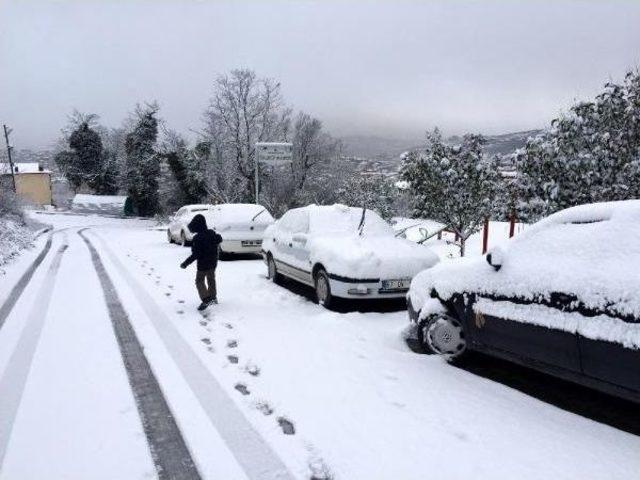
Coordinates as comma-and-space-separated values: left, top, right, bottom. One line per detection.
0, 217, 35, 268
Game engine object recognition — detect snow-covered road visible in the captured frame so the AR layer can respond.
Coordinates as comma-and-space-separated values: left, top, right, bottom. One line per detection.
1, 212, 639, 480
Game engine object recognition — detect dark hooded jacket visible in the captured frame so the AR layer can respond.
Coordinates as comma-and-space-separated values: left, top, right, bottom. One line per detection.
181, 214, 223, 271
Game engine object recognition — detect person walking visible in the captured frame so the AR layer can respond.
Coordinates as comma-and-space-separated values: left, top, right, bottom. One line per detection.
180, 214, 223, 311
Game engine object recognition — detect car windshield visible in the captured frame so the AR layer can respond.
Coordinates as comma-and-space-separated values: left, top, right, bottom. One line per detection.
309, 207, 393, 236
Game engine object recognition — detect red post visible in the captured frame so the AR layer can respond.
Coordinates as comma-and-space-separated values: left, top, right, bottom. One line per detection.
508, 211, 516, 238
482, 217, 490, 254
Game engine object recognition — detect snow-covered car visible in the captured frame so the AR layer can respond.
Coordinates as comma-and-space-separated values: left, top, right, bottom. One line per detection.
167, 204, 214, 246
262, 204, 439, 307
407, 200, 640, 403
168, 203, 274, 254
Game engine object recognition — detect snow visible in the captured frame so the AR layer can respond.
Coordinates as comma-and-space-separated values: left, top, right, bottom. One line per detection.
72, 194, 127, 208
0, 219, 36, 267
1, 210, 639, 480
207, 203, 274, 227
391, 216, 446, 243
0, 163, 46, 174
409, 200, 640, 322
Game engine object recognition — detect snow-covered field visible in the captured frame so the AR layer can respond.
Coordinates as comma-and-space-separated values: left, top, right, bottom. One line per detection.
0, 211, 638, 480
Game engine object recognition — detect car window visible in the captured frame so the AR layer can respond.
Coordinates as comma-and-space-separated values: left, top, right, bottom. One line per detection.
278, 211, 294, 232
289, 211, 308, 233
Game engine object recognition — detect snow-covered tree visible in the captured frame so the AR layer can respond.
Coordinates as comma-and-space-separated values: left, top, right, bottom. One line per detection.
54, 112, 104, 192
401, 129, 501, 256
160, 130, 209, 207
125, 103, 161, 216
516, 69, 640, 221
335, 174, 399, 220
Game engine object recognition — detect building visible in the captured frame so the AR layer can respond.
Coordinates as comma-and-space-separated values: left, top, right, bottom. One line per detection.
0, 162, 52, 206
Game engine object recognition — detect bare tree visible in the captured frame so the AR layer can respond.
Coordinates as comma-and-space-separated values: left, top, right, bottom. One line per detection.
204, 69, 291, 201
290, 112, 338, 190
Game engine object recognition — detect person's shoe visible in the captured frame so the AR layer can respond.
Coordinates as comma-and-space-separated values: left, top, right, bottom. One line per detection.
209, 297, 218, 305
197, 301, 209, 311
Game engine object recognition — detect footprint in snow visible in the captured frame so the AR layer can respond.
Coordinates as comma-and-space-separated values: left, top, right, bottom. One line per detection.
227, 339, 238, 349
245, 364, 260, 376
165, 292, 171, 297
227, 355, 239, 364
176, 310, 184, 315
277, 417, 296, 435
201, 338, 211, 345
199, 320, 208, 327
207, 346, 215, 353
234, 383, 250, 396
224, 323, 234, 330
255, 401, 273, 416
167, 285, 174, 289
177, 299, 185, 304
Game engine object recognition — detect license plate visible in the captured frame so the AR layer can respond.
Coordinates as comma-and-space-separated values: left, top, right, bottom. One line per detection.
241, 240, 262, 247
382, 278, 411, 290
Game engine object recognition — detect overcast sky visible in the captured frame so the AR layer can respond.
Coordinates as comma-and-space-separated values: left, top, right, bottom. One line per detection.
1, 0, 640, 149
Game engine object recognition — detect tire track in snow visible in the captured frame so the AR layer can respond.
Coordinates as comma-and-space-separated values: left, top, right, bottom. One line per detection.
78, 230, 202, 480
0, 237, 67, 469
0, 233, 53, 331
92, 232, 296, 480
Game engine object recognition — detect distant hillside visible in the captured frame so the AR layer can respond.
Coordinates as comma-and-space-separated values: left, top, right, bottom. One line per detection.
339, 129, 543, 175
479, 129, 542, 156
339, 135, 422, 160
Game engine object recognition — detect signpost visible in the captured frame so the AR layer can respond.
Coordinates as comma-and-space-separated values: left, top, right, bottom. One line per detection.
255, 142, 292, 203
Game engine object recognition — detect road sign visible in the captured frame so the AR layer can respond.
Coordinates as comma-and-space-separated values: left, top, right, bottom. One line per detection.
256, 142, 293, 166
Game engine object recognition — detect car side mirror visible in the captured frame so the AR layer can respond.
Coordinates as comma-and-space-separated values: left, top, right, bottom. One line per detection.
292, 233, 307, 244
486, 247, 504, 271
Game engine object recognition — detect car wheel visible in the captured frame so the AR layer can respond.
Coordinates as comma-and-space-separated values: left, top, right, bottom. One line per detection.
267, 254, 282, 283
167, 229, 173, 244
419, 313, 467, 360
314, 269, 334, 308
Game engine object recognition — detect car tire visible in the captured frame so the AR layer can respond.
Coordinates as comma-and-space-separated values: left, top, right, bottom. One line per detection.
267, 254, 282, 283
167, 229, 173, 244
314, 269, 334, 309
418, 313, 467, 361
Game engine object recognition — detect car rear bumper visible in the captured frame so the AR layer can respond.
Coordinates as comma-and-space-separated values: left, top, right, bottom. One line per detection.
220, 239, 263, 254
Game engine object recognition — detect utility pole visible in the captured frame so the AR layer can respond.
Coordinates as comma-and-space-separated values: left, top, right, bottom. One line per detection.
3, 125, 17, 192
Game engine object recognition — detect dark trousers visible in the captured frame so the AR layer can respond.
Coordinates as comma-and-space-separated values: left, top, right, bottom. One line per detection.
195, 269, 217, 301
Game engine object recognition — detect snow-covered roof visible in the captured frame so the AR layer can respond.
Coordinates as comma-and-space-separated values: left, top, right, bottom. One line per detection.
0, 162, 49, 174
72, 194, 127, 206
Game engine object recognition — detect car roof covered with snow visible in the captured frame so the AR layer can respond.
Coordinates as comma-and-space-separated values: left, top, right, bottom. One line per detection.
206, 203, 274, 225
290, 204, 394, 237
409, 200, 640, 320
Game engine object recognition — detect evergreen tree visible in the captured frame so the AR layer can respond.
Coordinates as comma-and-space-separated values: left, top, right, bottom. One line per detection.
125, 104, 161, 216
516, 69, 640, 221
401, 129, 501, 256
164, 135, 209, 205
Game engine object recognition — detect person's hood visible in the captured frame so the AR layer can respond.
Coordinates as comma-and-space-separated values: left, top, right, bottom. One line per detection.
188, 214, 208, 234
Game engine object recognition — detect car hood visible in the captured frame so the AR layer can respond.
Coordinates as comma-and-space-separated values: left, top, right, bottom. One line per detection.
309, 234, 439, 280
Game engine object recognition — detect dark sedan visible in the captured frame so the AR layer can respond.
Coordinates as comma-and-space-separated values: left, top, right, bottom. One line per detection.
407, 200, 640, 403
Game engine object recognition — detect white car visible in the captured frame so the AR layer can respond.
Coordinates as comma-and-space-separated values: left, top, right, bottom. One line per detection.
262, 204, 439, 307
168, 203, 274, 254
